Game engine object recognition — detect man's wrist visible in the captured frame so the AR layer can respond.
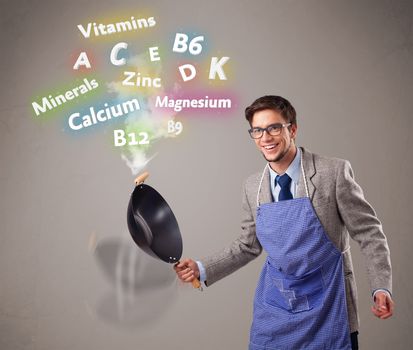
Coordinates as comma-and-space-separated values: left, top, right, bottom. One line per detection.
372, 288, 392, 300
196, 260, 207, 283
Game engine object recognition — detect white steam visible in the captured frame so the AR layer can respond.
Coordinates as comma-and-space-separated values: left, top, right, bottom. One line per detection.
107, 53, 180, 175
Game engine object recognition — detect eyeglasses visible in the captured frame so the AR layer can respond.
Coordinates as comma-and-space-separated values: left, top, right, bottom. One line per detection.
248, 123, 291, 139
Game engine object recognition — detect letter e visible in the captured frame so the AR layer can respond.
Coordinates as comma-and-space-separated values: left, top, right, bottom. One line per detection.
149, 47, 160, 61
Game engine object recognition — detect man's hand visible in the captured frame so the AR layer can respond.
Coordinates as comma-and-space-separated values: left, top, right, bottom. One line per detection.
371, 291, 394, 319
174, 258, 200, 283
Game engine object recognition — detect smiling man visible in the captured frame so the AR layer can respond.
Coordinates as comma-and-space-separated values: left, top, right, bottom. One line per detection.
174, 95, 393, 350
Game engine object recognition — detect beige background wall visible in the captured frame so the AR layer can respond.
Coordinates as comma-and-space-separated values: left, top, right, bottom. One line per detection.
1, 0, 412, 349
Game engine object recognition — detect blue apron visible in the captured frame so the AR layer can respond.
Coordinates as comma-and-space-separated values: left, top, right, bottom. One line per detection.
249, 159, 352, 350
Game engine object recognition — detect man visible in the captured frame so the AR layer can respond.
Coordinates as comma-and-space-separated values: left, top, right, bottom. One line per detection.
174, 95, 394, 349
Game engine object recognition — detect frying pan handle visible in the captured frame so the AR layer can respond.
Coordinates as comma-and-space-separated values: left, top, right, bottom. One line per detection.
135, 171, 149, 185
192, 278, 202, 290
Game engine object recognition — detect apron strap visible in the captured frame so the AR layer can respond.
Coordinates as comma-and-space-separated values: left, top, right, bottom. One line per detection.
342, 245, 351, 254
256, 163, 269, 207
300, 149, 310, 199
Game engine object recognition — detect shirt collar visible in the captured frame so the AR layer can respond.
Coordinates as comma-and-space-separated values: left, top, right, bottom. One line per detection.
269, 146, 301, 186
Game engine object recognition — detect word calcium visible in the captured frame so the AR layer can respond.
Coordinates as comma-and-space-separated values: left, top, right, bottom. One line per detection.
68, 98, 140, 130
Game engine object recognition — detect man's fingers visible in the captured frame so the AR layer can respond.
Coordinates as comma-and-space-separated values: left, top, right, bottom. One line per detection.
379, 311, 393, 319
183, 273, 195, 282
175, 261, 187, 269
387, 297, 395, 314
174, 258, 195, 270
371, 294, 395, 319
176, 267, 197, 283
173, 258, 199, 284
174, 264, 186, 272
371, 306, 382, 317
181, 269, 195, 281
380, 296, 394, 319
371, 305, 387, 317
177, 268, 190, 278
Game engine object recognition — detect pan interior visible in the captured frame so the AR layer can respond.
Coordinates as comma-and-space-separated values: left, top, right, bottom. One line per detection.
128, 184, 183, 263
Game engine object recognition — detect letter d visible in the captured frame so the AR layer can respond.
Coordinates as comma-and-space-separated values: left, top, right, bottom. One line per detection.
178, 64, 196, 82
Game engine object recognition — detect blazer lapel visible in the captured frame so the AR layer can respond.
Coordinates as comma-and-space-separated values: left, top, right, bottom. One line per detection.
297, 146, 316, 201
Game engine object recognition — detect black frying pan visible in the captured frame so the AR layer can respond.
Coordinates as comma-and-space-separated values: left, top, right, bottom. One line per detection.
127, 172, 201, 289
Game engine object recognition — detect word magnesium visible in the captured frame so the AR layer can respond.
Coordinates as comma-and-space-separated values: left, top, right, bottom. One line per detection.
155, 95, 232, 112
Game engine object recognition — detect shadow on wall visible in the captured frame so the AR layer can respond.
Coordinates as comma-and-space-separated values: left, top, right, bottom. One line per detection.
90, 236, 178, 329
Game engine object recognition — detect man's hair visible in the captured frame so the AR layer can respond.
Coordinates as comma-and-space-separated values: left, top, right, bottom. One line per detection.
245, 95, 297, 126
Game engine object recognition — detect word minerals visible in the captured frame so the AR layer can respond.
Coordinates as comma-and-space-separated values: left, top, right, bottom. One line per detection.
32, 78, 98, 117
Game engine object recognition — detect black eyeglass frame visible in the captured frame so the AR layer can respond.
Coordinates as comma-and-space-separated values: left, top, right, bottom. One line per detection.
248, 123, 292, 139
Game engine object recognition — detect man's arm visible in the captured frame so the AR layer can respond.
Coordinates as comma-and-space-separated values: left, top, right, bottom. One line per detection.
335, 160, 393, 317
175, 180, 262, 286
198, 180, 262, 286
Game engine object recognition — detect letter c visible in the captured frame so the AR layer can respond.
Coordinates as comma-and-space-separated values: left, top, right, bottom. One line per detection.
68, 113, 83, 130
110, 42, 128, 66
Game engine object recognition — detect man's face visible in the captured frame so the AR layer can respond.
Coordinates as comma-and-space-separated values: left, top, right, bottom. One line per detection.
250, 109, 297, 163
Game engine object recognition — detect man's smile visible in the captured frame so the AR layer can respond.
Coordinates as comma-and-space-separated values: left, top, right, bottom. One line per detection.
262, 142, 280, 152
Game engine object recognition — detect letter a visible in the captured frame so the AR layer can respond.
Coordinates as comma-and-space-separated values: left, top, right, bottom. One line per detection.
73, 52, 91, 70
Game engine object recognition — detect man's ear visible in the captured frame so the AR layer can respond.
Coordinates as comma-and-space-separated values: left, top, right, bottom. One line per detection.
290, 124, 298, 139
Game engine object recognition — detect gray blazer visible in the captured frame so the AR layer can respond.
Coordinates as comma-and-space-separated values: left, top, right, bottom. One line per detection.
199, 147, 392, 332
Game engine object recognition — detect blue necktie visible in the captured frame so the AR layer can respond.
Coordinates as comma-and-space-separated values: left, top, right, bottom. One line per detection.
276, 174, 293, 201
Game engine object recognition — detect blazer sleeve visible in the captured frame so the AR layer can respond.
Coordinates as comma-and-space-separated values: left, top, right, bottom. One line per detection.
336, 160, 392, 294
198, 181, 262, 286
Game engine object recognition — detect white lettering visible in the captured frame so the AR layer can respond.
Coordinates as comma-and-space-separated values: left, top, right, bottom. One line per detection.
209, 56, 229, 80
173, 33, 189, 53
149, 46, 160, 61
110, 42, 128, 66
114, 129, 127, 146
122, 71, 135, 86
73, 52, 91, 70
77, 23, 92, 38
178, 64, 196, 82
68, 113, 83, 130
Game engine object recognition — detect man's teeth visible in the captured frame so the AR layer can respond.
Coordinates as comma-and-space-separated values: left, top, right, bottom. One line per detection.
264, 145, 276, 150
